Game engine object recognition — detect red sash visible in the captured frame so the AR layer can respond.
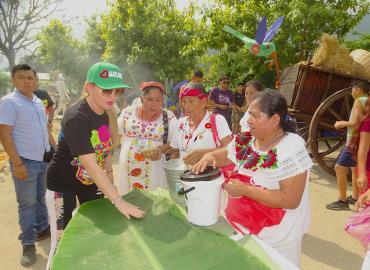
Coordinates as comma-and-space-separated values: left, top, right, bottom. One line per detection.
224, 173, 286, 235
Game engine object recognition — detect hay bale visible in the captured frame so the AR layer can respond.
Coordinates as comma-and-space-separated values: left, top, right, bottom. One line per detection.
350, 49, 370, 79
312, 34, 355, 75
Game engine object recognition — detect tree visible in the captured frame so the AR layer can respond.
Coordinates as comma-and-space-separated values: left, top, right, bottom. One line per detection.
36, 19, 88, 94
96, 0, 206, 85
0, 0, 61, 68
345, 32, 370, 51
197, 0, 370, 88
0, 72, 11, 97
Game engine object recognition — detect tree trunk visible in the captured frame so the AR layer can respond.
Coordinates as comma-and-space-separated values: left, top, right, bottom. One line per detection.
6, 51, 16, 70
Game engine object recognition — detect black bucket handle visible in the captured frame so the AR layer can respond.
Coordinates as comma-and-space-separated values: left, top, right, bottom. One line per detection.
177, 186, 195, 196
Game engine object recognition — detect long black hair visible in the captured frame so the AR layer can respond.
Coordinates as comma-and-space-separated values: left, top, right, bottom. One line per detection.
253, 91, 297, 133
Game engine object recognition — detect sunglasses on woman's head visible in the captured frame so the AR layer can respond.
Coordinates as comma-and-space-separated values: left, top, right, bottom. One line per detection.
222, 81, 230, 84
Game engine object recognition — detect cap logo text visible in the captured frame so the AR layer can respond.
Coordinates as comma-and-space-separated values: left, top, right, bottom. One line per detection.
108, 71, 122, 79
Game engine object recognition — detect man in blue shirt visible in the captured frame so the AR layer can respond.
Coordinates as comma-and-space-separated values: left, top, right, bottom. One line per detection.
0, 64, 50, 266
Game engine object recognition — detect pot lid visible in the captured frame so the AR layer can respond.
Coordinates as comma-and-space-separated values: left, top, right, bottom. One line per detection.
180, 166, 221, 182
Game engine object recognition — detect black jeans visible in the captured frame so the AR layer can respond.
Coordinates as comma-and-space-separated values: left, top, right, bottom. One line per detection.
62, 186, 103, 228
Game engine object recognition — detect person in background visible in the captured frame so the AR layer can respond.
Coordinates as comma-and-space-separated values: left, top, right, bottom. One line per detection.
347, 103, 370, 269
239, 80, 264, 132
193, 91, 311, 267
117, 81, 178, 194
353, 189, 370, 270
45, 62, 144, 269
191, 69, 204, 84
208, 76, 235, 129
345, 97, 370, 270
352, 95, 370, 195
178, 70, 204, 117
34, 76, 57, 149
171, 83, 232, 165
326, 80, 370, 210
232, 82, 246, 133
54, 73, 70, 118
0, 64, 50, 266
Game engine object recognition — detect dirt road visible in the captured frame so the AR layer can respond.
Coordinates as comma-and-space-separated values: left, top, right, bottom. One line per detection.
0, 161, 365, 270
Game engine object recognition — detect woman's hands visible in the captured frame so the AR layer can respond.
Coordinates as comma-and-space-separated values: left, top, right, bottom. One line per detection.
183, 149, 208, 166
223, 179, 249, 198
191, 152, 217, 174
356, 174, 368, 194
115, 199, 145, 219
355, 190, 370, 211
141, 147, 162, 161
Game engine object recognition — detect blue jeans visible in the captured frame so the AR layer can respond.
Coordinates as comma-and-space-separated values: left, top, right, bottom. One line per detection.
10, 157, 49, 246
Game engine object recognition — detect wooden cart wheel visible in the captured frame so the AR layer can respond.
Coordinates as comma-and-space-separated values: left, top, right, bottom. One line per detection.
308, 88, 353, 176
296, 119, 310, 147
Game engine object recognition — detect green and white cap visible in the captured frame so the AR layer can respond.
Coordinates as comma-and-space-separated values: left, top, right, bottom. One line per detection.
87, 62, 132, 90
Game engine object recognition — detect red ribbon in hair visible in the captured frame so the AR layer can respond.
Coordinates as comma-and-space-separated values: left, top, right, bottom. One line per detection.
179, 87, 208, 99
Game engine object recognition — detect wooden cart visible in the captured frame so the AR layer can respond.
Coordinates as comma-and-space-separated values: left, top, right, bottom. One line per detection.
280, 63, 366, 176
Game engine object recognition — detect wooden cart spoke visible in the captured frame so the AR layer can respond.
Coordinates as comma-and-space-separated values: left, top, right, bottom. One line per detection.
327, 107, 343, 121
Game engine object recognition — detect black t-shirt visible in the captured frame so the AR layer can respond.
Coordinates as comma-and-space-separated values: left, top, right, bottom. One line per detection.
34, 89, 54, 109
47, 99, 112, 192
234, 92, 245, 107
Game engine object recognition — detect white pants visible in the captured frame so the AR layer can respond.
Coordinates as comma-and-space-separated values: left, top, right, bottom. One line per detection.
45, 189, 57, 270
362, 250, 370, 270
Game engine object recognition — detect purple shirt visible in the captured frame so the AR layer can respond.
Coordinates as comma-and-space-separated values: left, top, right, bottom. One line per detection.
209, 87, 234, 119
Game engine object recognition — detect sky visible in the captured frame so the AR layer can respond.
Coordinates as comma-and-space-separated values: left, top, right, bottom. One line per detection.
0, 0, 203, 68
56, 0, 196, 39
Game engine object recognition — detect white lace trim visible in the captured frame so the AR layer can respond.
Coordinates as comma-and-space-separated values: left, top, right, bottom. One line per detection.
228, 133, 312, 182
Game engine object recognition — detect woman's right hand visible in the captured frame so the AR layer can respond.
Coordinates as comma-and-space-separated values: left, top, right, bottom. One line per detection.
356, 174, 368, 194
191, 152, 217, 174
116, 199, 145, 219
355, 189, 370, 211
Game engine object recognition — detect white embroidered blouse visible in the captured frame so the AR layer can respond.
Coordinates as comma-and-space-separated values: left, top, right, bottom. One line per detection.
227, 132, 312, 248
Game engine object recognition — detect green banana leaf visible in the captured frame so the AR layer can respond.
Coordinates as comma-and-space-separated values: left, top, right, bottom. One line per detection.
51, 190, 275, 270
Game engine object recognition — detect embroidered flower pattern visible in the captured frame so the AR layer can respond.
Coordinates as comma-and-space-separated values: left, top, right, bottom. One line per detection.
134, 153, 145, 162
235, 132, 278, 171
132, 183, 144, 190
130, 168, 142, 177
243, 151, 260, 170
261, 149, 278, 169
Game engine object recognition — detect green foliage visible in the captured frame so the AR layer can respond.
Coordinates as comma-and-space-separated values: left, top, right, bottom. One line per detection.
32, 0, 370, 94
0, 0, 61, 68
0, 72, 11, 97
36, 19, 89, 94
96, 0, 206, 85
345, 32, 370, 51
198, 0, 370, 88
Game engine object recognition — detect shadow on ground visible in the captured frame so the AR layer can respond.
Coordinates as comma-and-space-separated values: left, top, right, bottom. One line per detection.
302, 234, 363, 270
